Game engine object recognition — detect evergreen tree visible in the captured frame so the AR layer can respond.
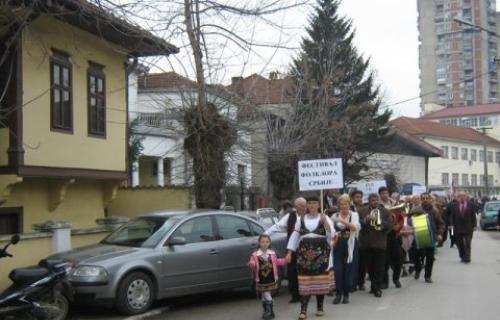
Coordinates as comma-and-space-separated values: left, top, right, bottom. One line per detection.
291, 0, 391, 184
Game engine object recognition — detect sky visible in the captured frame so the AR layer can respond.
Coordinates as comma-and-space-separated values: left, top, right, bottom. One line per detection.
147, 0, 499, 119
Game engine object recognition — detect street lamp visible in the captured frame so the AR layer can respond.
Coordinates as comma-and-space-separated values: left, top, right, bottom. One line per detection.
478, 126, 493, 197
453, 17, 500, 38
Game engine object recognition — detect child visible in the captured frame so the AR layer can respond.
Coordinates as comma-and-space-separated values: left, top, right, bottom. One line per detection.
248, 234, 287, 320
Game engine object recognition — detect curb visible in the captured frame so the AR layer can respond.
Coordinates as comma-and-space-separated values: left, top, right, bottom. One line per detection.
123, 307, 170, 320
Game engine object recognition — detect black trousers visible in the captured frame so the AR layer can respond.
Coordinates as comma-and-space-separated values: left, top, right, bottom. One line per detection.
287, 253, 299, 299
364, 248, 386, 292
414, 247, 434, 279
358, 248, 366, 287
456, 233, 473, 262
383, 231, 402, 284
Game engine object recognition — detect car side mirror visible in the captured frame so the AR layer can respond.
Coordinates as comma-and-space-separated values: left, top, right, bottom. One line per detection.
11, 234, 20, 245
167, 237, 187, 246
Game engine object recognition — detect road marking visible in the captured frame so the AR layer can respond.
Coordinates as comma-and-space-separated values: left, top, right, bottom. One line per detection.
123, 307, 169, 320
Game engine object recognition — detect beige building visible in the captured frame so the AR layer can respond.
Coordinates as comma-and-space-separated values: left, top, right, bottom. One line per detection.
0, 1, 177, 235
392, 117, 500, 197
418, 0, 499, 108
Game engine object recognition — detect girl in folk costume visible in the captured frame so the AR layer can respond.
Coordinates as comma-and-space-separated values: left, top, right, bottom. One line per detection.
331, 194, 360, 305
248, 234, 287, 320
286, 195, 334, 320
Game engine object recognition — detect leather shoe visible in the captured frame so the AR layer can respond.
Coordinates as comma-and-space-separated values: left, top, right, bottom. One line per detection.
414, 271, 421, 280
425, 278, 433, 283
374, 290, 382, 298
342, 295, 349, 304
358, 284, 365, 291
380, 282, 389, 290
289, 297, 300, 304
394, 280, 402, 288
332, 294, 342, 305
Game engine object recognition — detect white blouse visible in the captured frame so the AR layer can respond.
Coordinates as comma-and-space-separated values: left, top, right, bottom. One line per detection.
286, 214, 333, 252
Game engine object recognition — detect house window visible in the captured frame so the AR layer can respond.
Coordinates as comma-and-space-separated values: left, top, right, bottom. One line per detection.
152, 158, 173, 185
479, 150, 485, 162
441, 146, 449, 158
452, 173, 459, 185
0, 207, 23, 235
471, 174, 477, 186
441, 173, 449, 185
451, 147, 458, 159
461, 148, 468, 160
496, 152, 500, 164
488, 151, 493, 163
480, 174, 485, 186
88, 63, 106, 136
461, 174, 469, 186
471, 149, 477, 161
50, 51, 72, 131
237, 164, 246, 186
489, 175, 494, 186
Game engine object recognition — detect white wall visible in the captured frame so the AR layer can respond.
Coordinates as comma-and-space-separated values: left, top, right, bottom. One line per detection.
365, 153, 427, 185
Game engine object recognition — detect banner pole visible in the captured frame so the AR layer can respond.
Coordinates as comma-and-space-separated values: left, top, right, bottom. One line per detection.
321, 189, 324, 214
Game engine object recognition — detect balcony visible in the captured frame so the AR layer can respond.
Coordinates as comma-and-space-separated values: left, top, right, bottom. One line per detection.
136, 112, 172, 128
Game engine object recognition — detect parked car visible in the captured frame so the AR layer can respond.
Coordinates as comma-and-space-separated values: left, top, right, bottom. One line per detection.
480, 201, 500, 230
237, 208, 281, 229
46, 210, 287, 315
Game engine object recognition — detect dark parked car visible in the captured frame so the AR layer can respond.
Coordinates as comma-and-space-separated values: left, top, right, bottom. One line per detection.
480, 201, 500, 230
47, 210, 287, 315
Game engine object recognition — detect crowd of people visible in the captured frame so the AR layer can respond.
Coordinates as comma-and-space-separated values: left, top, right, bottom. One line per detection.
248, 188, 478, 320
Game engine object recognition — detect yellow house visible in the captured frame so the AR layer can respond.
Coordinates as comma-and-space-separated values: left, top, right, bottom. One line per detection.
0, 0, 178, 234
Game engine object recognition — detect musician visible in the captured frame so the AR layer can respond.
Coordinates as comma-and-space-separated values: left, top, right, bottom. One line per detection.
265, 197, 307, 303
382, 198, 406, 289
358, 193, 393, 298
409, 193, 444, 283
449, 192, 477, 263
379, 187, 393, 209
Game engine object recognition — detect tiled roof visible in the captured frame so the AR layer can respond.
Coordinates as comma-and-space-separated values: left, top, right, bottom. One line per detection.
227, 74, 294, 105
391, 117, 500, 146
422, 103, 500, 119
138, 72, 196, 90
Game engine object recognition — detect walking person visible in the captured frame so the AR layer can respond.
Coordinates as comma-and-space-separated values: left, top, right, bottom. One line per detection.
331, 194, 360, 305
358, 193, 393, 298
383, 197, 405, 289
409, 193, 444, 283
265, 197, 307, 303
350, 190, 365, 291
450, 192, 477, 263
286, 196, 333, 319
248, 234, 288, 320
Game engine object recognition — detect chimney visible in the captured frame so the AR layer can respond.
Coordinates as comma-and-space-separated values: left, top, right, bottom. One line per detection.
269, 72, 278, 80
231, 76, 243, 85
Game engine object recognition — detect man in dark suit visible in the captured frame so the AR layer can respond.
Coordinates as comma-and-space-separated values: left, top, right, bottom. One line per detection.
323, 189, 338, 212
449, 192, 477, 263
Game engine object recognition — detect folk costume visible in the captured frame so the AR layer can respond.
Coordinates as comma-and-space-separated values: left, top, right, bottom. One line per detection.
409, 204, 444, 282
287, 212, 333, 319
248, 249, 287, 319
332, 210, 360, 304
265, 210, 301, 302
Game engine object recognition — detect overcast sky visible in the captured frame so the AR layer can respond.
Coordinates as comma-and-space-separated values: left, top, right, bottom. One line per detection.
153, 0, 500, 119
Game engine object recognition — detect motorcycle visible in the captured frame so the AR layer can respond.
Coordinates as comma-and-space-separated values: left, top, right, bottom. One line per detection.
0, 234, 73, 320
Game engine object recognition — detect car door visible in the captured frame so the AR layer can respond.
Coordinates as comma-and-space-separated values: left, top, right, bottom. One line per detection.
160, 215, 220, 296
214, 215, 257, 288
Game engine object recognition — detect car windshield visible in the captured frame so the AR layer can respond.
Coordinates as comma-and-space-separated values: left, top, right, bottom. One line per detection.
102, 216, 179, 248
485, 202, 500, 212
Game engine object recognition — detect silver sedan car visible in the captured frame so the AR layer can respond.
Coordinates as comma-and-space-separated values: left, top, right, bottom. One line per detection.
48, 210, 287, 315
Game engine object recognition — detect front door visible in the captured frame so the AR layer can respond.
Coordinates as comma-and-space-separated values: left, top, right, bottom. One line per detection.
160, 215, 219, 296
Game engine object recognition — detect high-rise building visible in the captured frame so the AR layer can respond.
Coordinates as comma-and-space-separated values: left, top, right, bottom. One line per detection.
418, 0, 499, 109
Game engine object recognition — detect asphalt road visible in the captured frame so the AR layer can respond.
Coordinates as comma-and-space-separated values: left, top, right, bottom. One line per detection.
70, 230, 500, 320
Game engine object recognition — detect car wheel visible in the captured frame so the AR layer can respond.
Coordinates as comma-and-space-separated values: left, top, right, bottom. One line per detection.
116, 271, 155, 315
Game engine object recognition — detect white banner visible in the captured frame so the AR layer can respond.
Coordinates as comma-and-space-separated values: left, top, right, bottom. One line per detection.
354, 180, 387, 203
298, 158, 343, 191
412, 185, 427, 195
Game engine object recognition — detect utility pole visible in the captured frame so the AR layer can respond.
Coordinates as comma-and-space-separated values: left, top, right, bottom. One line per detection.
479, 127, 493, 196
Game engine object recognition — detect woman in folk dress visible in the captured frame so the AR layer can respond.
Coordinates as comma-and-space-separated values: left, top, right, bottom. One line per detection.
286, 195, 334, 320
331, 194, 360, 305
